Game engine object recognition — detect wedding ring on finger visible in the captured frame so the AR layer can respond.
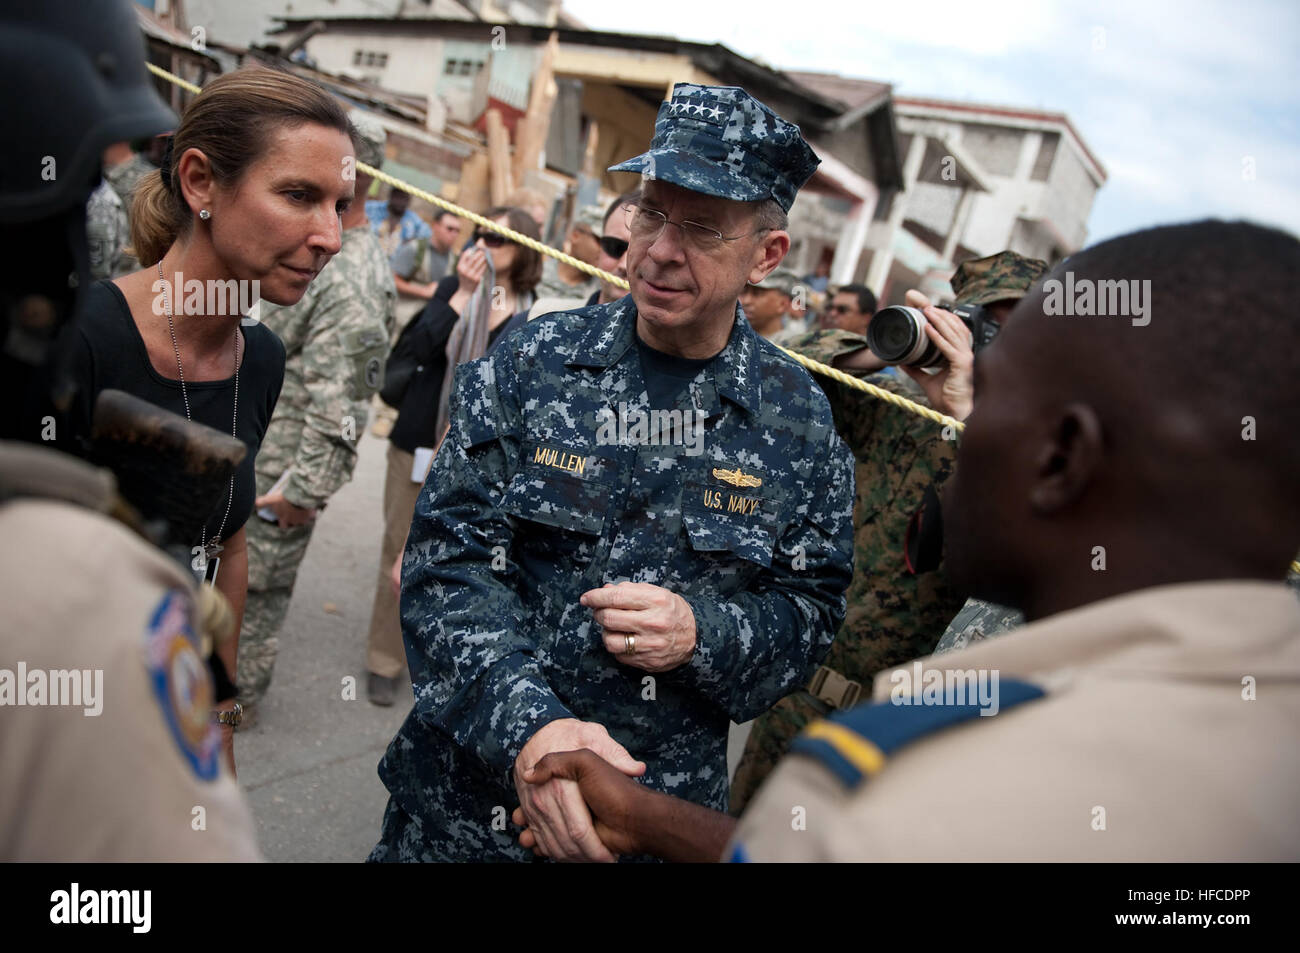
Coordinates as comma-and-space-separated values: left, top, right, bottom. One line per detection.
624, 635, 637, 654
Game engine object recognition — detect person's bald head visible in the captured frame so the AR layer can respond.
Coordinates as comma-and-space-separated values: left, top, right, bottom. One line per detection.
944, 220, 1300, 620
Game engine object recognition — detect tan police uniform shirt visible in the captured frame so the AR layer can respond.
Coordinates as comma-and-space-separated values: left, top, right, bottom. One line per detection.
729, 581, 1300, 861
0, 499, 262, 861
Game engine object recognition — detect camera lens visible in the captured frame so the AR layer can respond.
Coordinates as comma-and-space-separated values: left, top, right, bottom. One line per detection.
877, 314, 915, 354
867, 306, 944, 367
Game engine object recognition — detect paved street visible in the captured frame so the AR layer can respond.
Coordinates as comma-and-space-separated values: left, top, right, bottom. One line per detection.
237, 425, 750, 862
236, 426, 404, 862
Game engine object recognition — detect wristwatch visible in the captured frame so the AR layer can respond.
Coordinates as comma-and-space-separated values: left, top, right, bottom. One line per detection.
212, 701, 243, 727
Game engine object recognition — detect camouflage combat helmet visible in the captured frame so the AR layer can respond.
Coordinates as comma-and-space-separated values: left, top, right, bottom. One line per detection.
950, 251, 1050, 307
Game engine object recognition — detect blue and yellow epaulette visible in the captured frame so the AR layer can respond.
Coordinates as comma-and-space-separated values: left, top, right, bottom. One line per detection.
789, 678, 1045, 790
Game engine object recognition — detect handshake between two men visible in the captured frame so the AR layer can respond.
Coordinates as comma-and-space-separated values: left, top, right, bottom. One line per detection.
509, 580, 706, 863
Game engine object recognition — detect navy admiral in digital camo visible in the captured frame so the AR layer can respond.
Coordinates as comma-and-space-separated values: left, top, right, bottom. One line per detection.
369, 83, 855, 862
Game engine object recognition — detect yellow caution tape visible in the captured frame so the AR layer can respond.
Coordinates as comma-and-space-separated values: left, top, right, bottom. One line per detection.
144, 65, 1300, 576
143, 63, 954, 429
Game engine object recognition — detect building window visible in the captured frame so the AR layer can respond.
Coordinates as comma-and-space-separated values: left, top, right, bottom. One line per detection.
354, 50, 388, 69
443, 57, 485, 78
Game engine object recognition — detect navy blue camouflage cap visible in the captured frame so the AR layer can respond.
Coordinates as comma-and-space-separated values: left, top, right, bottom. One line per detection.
608, 83, 820, 213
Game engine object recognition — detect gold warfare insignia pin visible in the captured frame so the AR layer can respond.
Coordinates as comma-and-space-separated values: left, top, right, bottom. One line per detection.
712, 467, 762, 488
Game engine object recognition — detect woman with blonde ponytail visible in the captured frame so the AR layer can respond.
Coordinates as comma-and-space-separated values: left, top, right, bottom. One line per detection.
62, 66, 359, 767
125, 155, 183, 270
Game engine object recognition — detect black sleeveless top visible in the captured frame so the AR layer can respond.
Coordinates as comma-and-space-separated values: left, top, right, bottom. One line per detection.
62, 279, 285, 545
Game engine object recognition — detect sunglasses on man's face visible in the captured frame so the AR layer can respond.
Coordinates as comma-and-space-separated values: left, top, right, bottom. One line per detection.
598, 235, 629, 259
474, 231, 511, 248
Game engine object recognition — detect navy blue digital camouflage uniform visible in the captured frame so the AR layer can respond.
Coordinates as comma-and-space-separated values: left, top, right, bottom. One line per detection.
370, 298, 854, 860
369, 83, 855, 862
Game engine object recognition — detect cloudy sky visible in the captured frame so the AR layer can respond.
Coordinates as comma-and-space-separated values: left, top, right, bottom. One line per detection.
564, 0, 1299, 245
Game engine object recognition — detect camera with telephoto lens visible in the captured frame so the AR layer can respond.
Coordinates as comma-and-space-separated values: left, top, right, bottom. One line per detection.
865, 302, 1001, 368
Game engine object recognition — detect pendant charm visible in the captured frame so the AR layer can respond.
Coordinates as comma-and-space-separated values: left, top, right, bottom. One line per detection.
203, 555, 221, 587
195, 541, 223, 587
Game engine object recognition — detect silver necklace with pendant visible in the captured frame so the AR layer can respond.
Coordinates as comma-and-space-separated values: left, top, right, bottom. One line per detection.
158, 261, 239, 586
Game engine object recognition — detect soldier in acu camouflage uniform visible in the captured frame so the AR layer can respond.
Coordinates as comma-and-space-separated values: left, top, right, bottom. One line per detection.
932, 598, 1024, 653
730, 249, 1049, 813
236, 111, 396, 713
534, 204, 603, 301
105, 149, 157, 210
369, 83, 855, 862
85, 180, 130, 280
102, 144, 160, 276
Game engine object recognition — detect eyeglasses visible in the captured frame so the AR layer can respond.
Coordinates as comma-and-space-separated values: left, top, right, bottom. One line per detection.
598, 235, 629, 259
624, 203, 769, 253
828, 303, 855, 315
474, 230, 512, 248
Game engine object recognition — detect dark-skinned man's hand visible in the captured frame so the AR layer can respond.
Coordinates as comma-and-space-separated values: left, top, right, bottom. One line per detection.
511, 748, 653, 858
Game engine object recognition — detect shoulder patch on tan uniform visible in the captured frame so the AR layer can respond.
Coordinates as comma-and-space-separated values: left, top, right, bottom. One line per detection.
143, 590, 219, 781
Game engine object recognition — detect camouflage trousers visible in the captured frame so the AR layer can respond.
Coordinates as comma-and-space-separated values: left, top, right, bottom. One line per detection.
729, 691, 828, 816
237, 514, 317, 708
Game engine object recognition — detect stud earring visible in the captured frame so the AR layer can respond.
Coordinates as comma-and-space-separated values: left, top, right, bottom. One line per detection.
199, 209, 211, 221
